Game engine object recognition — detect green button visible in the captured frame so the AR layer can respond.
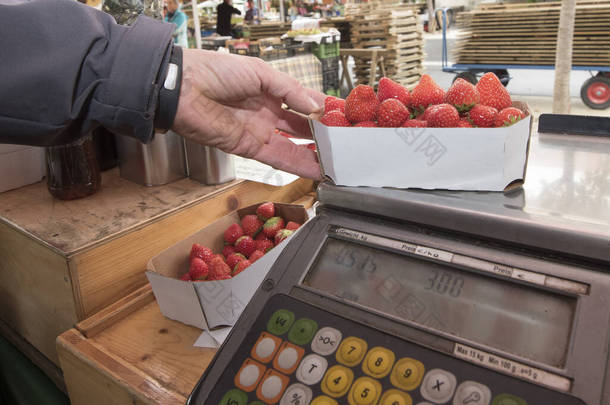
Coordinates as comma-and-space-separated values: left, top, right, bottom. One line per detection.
267, 309, 295, 335
220, 388, 247, 405
288, 318, 318, 345
492, 394, 527, 405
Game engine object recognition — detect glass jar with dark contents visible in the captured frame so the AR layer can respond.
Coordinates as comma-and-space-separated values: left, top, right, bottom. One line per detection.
45, 134, 102, 200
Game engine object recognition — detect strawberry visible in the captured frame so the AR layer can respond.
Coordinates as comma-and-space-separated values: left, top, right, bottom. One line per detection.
255, 232, 269, 241
495, 107, 525, 127
256, 202, 275, 221
222, 245, 235, 259
285, 221, 301, 231
476, 72, 512, 111
275, 229, 294, 245
241, 214, 263, 238
208, 256, 232, 280
306, 143, 316, 151
223, 223, 243, 245
180, 273, 192, 281
189, 258, 209, 281
263, 217, 285, 238
427, 103, 460, 128
402, 119, 428, 128
423, 105, 439, 122
377, 99, 410, 127
233, 260, 252, 276
320, 110, 351, 127
208, 272, 231, 281
249, 250, 264, 263
235, 235, 257, 257
377, 77, 411, 107
256, 238, 274, 253
190, 244, 214, 264
226, 252, 246, 269
324, 96, 345, 114
410, 74, 445, 112
345, 85, 379, 123
353, 121, 377, 127
457, 119, 473, 128
445, 78, 480, 113
468, 104, 498, 128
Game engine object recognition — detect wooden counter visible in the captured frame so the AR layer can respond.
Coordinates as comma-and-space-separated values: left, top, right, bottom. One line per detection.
0, 169, 313, 368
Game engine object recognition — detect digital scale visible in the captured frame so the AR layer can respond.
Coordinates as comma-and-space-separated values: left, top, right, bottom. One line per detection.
188, 117, 610, 405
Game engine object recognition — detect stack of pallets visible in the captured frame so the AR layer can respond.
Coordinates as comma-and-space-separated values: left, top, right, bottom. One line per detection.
246, 22, 292, 41
349, 4, 425, 88
454, 1, 610, 67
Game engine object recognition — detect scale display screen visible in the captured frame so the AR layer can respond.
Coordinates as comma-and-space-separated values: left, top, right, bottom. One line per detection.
303, 238, 576, 368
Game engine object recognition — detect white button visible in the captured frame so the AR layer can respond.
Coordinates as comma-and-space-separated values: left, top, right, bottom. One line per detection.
261, 375, 284, 399
238, 364, 261, 388
277, 347, 299, 371
452, 381, 491, 405
280, 383, 313, 405
311, 327, 343, 356
296, 354, 328, 385
256, 337, 277, 360
420, 369, 457, 404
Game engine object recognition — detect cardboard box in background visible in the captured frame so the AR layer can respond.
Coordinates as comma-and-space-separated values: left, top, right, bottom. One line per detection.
0, 144, 45, 193
146, 203, 308, 330
309, 101, 532, 191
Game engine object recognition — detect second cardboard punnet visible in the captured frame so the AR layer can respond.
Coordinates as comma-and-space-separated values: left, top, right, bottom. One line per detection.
146, 203, 308, 330
310, 101, 532, 191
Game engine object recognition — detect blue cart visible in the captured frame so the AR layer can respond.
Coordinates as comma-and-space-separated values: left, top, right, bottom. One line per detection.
438, 8, 610, 109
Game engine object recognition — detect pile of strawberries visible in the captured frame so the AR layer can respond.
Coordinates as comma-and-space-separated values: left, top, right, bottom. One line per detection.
180, 202, 301, 282
320, 72, 526, 128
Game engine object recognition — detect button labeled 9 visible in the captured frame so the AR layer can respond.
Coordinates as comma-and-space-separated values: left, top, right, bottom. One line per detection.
390, 358, 425, 391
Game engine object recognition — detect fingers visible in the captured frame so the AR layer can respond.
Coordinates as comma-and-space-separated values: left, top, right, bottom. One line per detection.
276, 109, 314, 138
251, 133, 323, 180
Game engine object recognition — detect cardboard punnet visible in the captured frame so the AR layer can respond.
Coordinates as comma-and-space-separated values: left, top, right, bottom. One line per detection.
146, 203, 308, 330
309, 101, 532, 191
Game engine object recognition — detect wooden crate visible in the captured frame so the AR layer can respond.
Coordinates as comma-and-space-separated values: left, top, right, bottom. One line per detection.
0, 168, 314, 367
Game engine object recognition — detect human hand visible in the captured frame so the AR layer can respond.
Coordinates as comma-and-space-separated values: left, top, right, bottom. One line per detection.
172, 49, 326, 180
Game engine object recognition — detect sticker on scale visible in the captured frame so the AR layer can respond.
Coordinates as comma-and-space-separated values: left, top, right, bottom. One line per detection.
453, 343, 571, 392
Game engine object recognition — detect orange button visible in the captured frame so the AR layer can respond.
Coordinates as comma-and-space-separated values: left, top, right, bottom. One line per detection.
251, 332, 283, 363
234, 358, 266, 392
273, 341, 305, 374
256, 369, 290, 404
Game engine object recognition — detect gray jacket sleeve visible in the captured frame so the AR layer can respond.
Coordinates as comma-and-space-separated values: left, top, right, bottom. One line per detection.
0, 0, 174, 146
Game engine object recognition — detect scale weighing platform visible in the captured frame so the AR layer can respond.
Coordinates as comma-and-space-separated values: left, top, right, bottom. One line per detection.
188, 119, 610, 405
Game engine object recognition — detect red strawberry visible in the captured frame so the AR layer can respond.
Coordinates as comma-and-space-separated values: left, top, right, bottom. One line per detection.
249, 250, 264, 262
190, 244, 214, 264
263, 217, 285, 238
320, 110, 351, 127
208, 256, 232, 280
256, 202, 275, 221
445, 78, 480, 113
255, 232, 269, 241
468, 104, 498, 128
275, 229, 294, 245
235, 235, 257, 257
233, 260, 251, 276
377, 77, 411, 107
495, 107, 525, 127
345, 85, 379, 123
410, 74, 445, 112
427, 103, 460, 128
324, 96, 345, 114
377, 99, 410, 127
256, 238, 274, 253
457, 119, 473, 128
208, 272, 231, 281
223, 223, 243, 245
285, 221, 301, 231
306, 143, 316, 151
241, 214, 263, 238
189, 258, 209, 281
180, 273, 191, 281
222, 245, 235, 259
476, 72, 512, 111
423, 105, 439, 122
402, 119, 428, 128
226, 252, 246, 269
353, 121, 377, 127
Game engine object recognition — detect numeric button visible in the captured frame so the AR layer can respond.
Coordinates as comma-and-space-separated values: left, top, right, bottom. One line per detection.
336, 337, 367, 367
420, 369, 457, 404
362, 347, 395, 379
391, 358, 425, 391
348, 377, 382, 405
312, 327, 342, 356
296, 354, 328, 385
380, 389, 413, 405
312, 396, 339, 405
321, 365, 354, 398
453, 381, 491, 405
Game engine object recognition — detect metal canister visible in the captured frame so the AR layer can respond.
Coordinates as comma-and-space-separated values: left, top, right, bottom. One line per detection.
184, 139, 236, 185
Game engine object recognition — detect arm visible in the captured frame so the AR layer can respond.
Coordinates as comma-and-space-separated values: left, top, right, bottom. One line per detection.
171, 12, 188, 38
0, 0, 173, 146
232, 5, 242, 15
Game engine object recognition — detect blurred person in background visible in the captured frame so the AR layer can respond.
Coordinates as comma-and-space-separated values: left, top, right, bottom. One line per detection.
244, 0, 259, 24
165, 0, 188, 47
217, 0, 241, 36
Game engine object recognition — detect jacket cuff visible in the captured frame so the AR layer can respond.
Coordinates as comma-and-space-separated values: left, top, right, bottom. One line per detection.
104, 15, 173, 143
154, 45, 182, 132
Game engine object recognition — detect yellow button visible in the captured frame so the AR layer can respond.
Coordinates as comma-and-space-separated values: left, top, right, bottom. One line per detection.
311, 395, 339, 405
348, 377, 382, 405
379, 389, 412, 405
321, 365, 354, 398
390, 358, 425, 391
336, 337, 367, 367
362, 347, 395, 378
